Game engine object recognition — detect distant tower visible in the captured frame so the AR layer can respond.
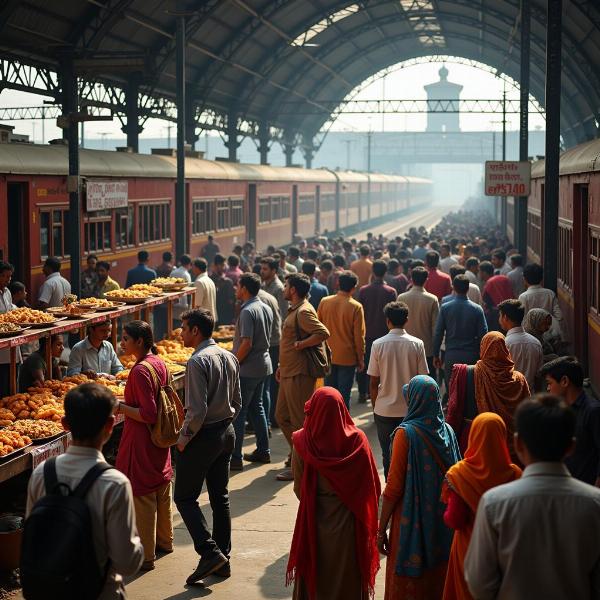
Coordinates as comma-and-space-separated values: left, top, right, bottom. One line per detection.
424, 65, 463, 132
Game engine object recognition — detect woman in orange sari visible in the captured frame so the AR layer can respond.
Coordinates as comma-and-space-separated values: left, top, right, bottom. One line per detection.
441, 412, 522, 600
447, 331, 530, 454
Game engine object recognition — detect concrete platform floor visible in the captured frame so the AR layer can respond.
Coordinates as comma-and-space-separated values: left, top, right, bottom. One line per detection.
125, 403, 388, 600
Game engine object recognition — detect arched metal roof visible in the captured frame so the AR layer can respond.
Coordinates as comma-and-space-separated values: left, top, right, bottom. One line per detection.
1, 1, 599, 147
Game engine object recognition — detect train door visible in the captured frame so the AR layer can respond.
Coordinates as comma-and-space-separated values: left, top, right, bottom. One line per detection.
291, 185, 298, 239
248, 184, 257, 243
573, 183, 589, 371
7, 182, 28, 282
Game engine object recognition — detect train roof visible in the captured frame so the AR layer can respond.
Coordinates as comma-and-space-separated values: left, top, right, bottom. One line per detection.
531, 138, 600, 178
0, 142, 428, 185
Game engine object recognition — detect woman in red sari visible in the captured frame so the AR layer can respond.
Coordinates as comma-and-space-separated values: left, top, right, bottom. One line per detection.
287, 387, 381, 599
116, 320, 173, 571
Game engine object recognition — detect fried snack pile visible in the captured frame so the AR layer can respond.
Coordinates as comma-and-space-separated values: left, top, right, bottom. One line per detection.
105, 288, 150, 300
76, 298, 116, 308
217, 341, 233, 351
0, 392, 65, 422
213, 325, 235, 340
0, 308, 56, 324
8, 419, 63, 439
115, 369, 130, 381
151, 277, 186, 286
0, 430, 32, 456
0, 322, 23, 333
0, 408, 16, 426
155, 339, 193, 364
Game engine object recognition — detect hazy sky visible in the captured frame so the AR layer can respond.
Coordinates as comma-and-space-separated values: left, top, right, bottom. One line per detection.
0, 56, 545, 143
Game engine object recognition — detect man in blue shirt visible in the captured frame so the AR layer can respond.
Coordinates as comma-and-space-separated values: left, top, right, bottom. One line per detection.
67, 320, 124, 378
125, 251, 157, 288
301, 260, 328, 310
433, 274, 488, 393
231, 273, 274, 471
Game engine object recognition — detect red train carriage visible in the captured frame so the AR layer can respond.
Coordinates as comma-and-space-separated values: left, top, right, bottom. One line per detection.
515, 138, 600, 392
0, 143, 431, 302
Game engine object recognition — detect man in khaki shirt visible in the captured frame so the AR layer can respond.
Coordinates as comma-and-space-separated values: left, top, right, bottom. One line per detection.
350, 245, 373, 289
275, 273, 329, 481
317, 270, 365, 409
397, 266, 439, 373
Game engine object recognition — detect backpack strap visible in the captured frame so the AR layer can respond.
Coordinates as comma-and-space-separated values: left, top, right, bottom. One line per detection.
141, 359, 173, 392
43, 456, 60, 495
72, 463, 114, 499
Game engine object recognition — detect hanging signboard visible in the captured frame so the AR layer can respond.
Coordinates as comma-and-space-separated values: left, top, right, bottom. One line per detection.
484, 161, 531, 197
86, 180, 128, 211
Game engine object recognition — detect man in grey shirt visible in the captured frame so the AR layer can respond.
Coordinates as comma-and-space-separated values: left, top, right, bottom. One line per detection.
258, 287, 281, 427
260, 256, 288, 320
465, 395, 600, 600
231, 273, 273, 471
175, 308, 241, 585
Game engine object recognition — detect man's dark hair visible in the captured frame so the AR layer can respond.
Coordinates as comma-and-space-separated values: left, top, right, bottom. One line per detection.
227, 254, 240, 268
384, 301, 409, 328
64, 383, 117, 440
286, 273, 311, 298
411, 266, 429, 287
492, 249, 507, 262
0, 261, 14, 274
261, 256, 278, 271
288, 246, 300, 258
9, 281, 25, 294
181, 308, 215, 338
96, 261, 110, 271
307, 249, 319, 261
479, 261, 494, 276
510, 253, 523, 267
301, 260, 317, 277
319, 259, 333, 273
162, 251, 173, 262
239, 272, 261, 296
338, 270, 358, 292
388, 258, 400, 274
372, 259, 387, 278
87, 254, 98, 262
179, 254, 192, 267
523, 263, 544, 285
359, 245, 370, 257
193, 258, 208, 273
452, 274, 470, 295
333, 254, 346, 268
213, 253, 226, 266
441, 243, 450, 252
498, 299, 525, 325
387, 243, 398, 256
540, 356, 584, 388
123, 320, 157, 354
252, 263, 261, 275
137, 250, 149, 263
44, 257, 61, 273
233, 244, 243, 254
515, 394, 576, 461
425, 251, 440, 268
466, 257, 479, 271
449, 264, 466, 280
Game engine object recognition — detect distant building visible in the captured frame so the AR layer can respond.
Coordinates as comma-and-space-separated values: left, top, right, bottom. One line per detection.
424, 65, 463, 133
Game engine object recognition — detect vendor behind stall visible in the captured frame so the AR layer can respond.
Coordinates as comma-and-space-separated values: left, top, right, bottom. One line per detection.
18, 334, 64, 392
67, 320, 124, 378
0, 261, 22, 397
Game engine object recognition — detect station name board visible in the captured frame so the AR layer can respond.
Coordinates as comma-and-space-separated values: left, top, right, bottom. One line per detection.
86, 180, 128, 211
484, 161, 531, 197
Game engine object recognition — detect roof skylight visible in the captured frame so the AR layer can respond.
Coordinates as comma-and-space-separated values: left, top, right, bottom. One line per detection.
291, 4, 360, 46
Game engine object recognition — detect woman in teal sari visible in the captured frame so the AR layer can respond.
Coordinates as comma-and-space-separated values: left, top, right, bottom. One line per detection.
377, 375, 461, 600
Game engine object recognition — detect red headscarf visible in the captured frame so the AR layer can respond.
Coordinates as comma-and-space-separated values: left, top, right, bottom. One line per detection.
286, 387, 381, 598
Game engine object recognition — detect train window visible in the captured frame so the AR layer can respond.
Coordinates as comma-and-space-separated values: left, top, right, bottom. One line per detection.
299, 194, 315, 216
115, 206, 135, 248
321, 193, 335, 212
231, 199, 244, 228
39, 208, 70, 259
259, 198, 270, 224
271, 197, 281, 221
84, 210, 112, 253
138, 203, 170, 243
281, 196, 290, 219
192, 200, 215, 235
557, 222, 573, 291
217, 200, 230, 230
590, 228, 600, 315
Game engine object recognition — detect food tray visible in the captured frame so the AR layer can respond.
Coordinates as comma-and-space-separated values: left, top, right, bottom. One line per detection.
47, 308, 94, 319
30, 431, 65, 446
19, 317, 67, 328
73, 301, 125, 312
0, 327, 30, 338
102, 296, 149, 304
155, 284, 188, 291
0, 442, 33, 462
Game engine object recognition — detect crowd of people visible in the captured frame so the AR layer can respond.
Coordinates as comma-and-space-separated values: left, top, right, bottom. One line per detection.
7, 208, 600, 599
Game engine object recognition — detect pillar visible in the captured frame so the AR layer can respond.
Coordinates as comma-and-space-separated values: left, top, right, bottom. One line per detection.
226, 109, 239, 162
175, 15, 187, 258
258, 120, 269, 165
123, 74, 142, 152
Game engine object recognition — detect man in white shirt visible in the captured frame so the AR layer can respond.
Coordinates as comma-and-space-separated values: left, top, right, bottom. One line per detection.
439, 243, 458, 274
465, 395, 600, 600
499, 299, 542, 391
0, 261, 22, 397
465, 257, 481, 288
397, 266, 439, 373
447, 264, 482, 305
171, 254, 192, 326
191, 258, 217, 321
368, 300, 428, 479
25, 383, 144, 598
507, 254, 525, 297
491, 249, 511, 275
519, 263, 563, 336
38, 256, 71, 309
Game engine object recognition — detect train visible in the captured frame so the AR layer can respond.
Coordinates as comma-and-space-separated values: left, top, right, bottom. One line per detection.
0, 142, 431, 300
507, 137, 600, 391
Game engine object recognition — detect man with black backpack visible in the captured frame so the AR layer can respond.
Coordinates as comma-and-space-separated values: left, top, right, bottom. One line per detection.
22, 383, 144, 600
